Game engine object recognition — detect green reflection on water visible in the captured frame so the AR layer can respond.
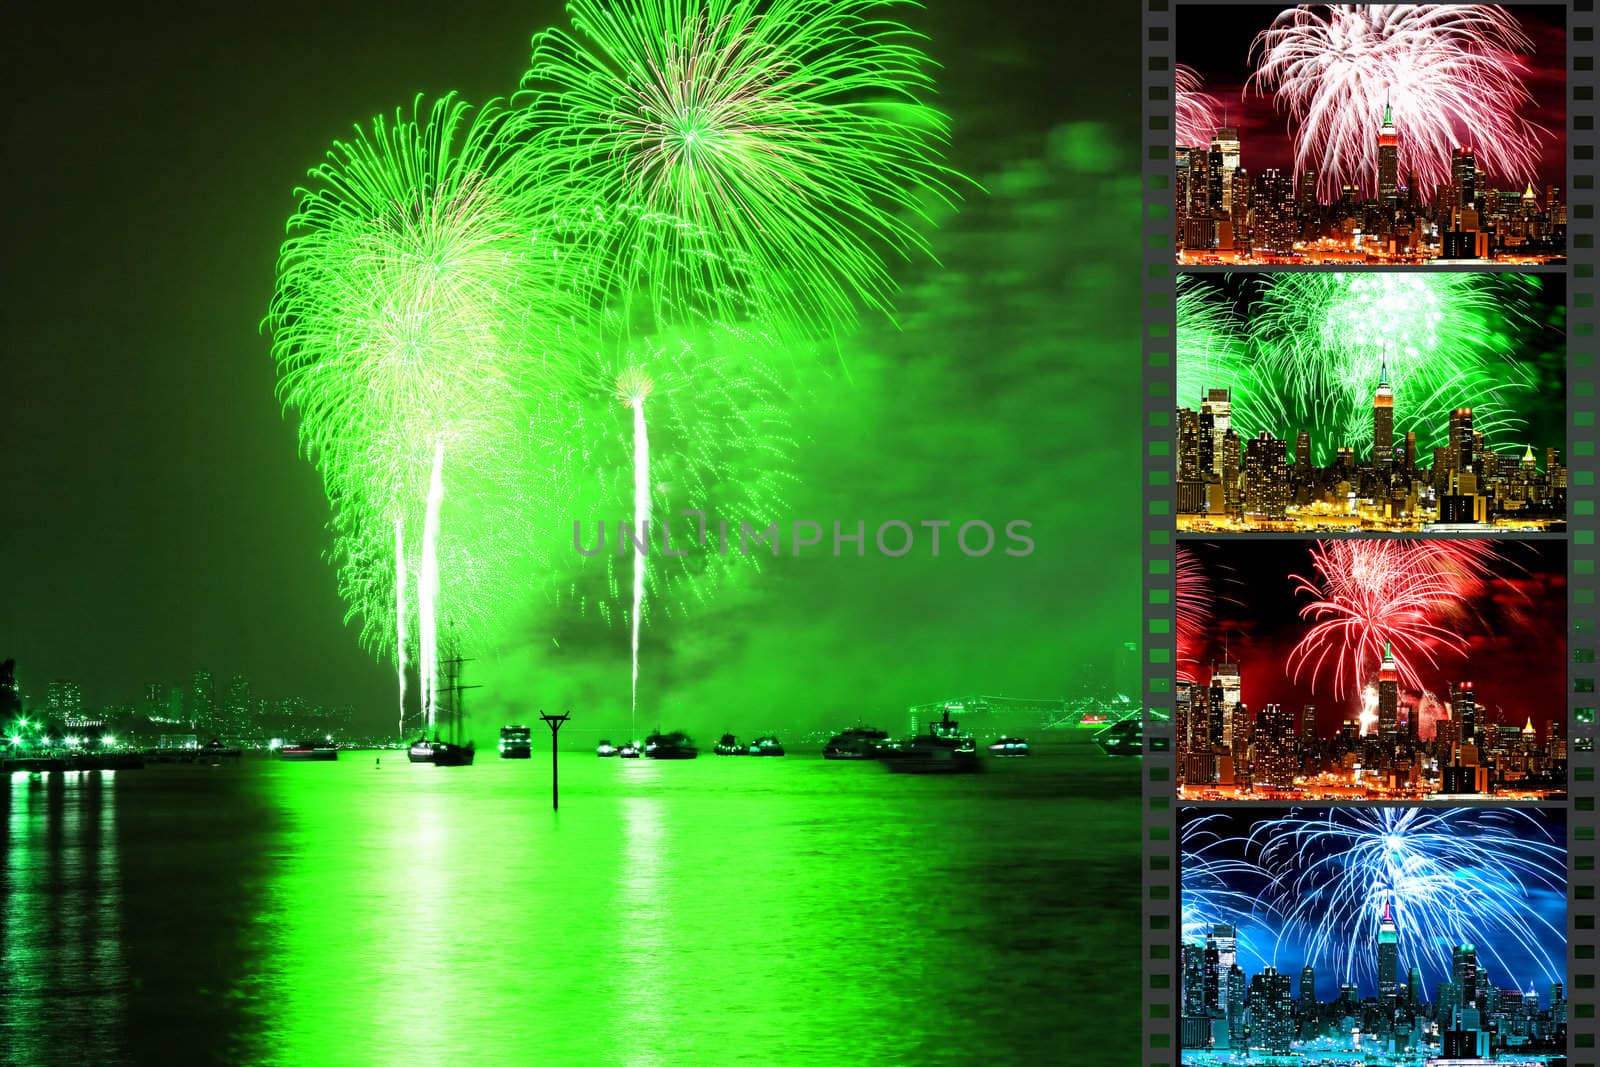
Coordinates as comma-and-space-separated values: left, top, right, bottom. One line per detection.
247, 740, 1139, 1065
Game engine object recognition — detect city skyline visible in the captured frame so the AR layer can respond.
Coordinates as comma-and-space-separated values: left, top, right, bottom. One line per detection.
1177, 543, 1561, 742
1176, 5, 1567, 263
1179, 807, 1567, 1063
1176, 272, 1566, 531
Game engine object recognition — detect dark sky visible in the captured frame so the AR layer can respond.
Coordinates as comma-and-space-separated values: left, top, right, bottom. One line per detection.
2, 3, 1142, 735
1183, 539, 1565, 738
1176, 4, 1567, 190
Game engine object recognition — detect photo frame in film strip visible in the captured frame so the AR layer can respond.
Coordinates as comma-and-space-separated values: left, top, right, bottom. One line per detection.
1145, 2, 1593, 1067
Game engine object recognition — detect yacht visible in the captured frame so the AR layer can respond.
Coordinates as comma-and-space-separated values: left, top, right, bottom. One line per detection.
280, 741, 337, 762
1094, 718, 1143, 757
644, 730, 699, 760
747, 736, 785, 756
713, 733, 745, 755
883, 709, 979, 774
823, 726, 891, 760
498, 725, 532, 759
986, 737, 1030, 757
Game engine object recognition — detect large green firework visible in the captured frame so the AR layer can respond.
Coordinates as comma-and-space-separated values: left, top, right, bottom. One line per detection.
517, 0, 964, 340
1247, 273, 1539, 463
267, 93, 585, 730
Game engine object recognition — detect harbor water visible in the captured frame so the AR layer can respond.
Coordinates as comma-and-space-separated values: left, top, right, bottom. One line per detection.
1, 735, 1139, 1066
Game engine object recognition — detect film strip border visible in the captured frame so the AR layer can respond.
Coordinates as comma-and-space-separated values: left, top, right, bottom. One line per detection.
1141, 0, 1177, 1064
1570, 3, 1597, 1064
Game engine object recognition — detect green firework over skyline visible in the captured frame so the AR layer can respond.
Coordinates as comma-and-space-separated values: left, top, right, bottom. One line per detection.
1178, 272, 1565, 466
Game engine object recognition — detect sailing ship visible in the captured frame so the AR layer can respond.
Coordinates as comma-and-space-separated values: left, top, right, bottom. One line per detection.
409, 652, 477, 766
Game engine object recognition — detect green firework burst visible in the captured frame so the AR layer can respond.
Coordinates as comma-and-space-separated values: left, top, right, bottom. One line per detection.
517, 0, 965, 339
1248, 273, 1538, 463
267, 93, 585, 671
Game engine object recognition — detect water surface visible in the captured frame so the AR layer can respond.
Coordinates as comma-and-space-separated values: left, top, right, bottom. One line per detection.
1, 736, 1139, 1065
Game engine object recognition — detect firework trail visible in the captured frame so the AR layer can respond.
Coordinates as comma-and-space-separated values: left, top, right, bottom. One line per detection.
1288, 539, 1504, 699
1175, 64, 1222, 149
1249, 272, 1537, 464
1250, 808, 1566, 992
1176, 545, 1211, 683
518, 0, 965, 339
1181, 813, 1276, 971
394, 518, 408, 736
268, 94, 583, 731
616, 368, 656, 734
1250, 5, 1547, 203
546, 320, 796, 715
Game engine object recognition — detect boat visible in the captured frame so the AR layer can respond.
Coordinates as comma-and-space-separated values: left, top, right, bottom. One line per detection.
433, 740, 476, 767
1094, 718, 1143, 757
280, 741, 337, 762
883, 709, 979, 774
713, 733, 745, 755
498, 725, 532, 759
414, 649, 479, 767
618, 741, 642, 758
644, 730, 699, 759
987, 736, 1030, 757
596, 739, 619, 757
747, 736, 785, 756
823, 725, 892, 760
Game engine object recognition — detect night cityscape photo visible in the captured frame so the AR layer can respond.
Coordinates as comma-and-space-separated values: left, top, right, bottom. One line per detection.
1176, 538, 1567, 801
0, 1, 1148, 1064
1176, 4, 1567, 264
1177, 271, 1567, 532
1180, 806, 1568, 1065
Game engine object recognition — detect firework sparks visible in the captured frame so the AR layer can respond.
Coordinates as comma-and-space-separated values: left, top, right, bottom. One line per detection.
1287, 539, 1504, 699
1249, 272, 1537, 464
1176, 544, 1211, 684
1249, 808, 1566, 992
1176, 64, 1222, 148
517, 0, 965, 338
1250, 4, 1548, 202
268, 94, 583, 730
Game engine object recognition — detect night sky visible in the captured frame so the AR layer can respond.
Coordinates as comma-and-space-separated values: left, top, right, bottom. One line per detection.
2, 3, 1142, 736
1176, 4, 1567, 190
1182, 539, 1566, 739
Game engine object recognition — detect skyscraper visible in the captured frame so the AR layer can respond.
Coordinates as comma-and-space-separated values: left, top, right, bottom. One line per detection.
1378, 641, 1399, 740
1378, 102, 1399, 204
1451, 681, 1478, 744
1378, 899, 1400, 1002
1450, 408, 1476, 473
1212, 127, 1241, 215
1201, 389, 1232, 478
1453, 943, 1479, 1006
1373, 359, 1394, 476
1244, 432, 1289, 520
1211, 661, 1241, 749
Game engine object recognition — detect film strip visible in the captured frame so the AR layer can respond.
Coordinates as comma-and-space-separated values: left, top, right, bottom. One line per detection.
1141, 1, 1178, 1064
1144, 3, 1596, 1065
1568, 4, 1596, 1064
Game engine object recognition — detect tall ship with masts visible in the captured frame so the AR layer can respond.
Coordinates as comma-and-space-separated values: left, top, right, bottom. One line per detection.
407, 652, 477, 766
